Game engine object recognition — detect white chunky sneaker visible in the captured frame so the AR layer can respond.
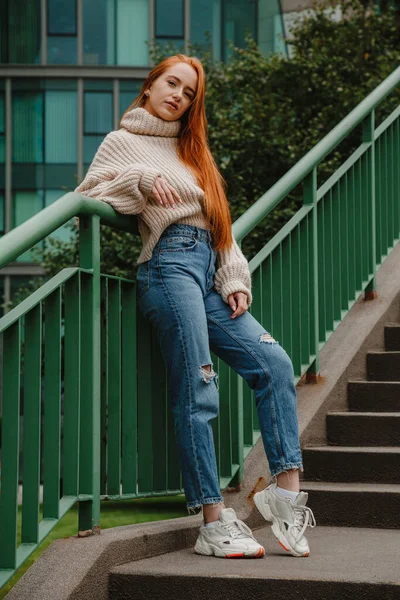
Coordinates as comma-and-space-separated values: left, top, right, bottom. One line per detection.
194, 507, 265, 558
254, 482, 316, 557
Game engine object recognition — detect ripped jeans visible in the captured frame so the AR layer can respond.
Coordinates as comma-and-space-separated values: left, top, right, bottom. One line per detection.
136, 224, 303, 513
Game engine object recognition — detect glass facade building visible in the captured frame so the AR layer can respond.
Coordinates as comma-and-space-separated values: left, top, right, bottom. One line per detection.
0, 0, 286, 312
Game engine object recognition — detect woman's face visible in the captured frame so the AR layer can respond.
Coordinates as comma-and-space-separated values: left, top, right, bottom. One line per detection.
143, 63, 198, 121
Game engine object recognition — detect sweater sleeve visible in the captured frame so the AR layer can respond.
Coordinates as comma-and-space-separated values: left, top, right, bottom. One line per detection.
214, 236, 253, 307
74, 132, 162, 215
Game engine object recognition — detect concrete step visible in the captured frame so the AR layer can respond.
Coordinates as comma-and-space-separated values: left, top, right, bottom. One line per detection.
385, 324, 400, 351
300, 481, 400, 528
303, 446, 400, 483
347, 381, 400, 412
326, 411, 400, 446
367, 351, 400, 381
109, 526, 400, 600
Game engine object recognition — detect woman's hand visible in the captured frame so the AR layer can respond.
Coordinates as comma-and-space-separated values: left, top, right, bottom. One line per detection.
152, 176, 183, 209
228, 292, 249, 319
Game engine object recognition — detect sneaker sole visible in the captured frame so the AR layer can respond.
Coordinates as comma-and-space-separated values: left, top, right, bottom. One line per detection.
194, 538, 265, 559
254, 491, 310, 558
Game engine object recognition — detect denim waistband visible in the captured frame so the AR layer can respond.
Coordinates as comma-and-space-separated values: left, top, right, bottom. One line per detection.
160, 223, 212, 244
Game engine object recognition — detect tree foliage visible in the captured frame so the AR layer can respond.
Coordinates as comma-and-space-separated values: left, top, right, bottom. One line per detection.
10, 0, 400, 306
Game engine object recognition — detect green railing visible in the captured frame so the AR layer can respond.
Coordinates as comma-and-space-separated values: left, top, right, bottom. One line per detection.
0, 66, 399, 587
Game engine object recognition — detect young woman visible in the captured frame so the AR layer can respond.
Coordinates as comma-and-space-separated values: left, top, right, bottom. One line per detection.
75, 54, 316, 559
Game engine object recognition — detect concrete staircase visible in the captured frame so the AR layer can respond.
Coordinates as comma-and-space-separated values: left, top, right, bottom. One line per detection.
107, 322, 400, 600
301, 323, 400, 529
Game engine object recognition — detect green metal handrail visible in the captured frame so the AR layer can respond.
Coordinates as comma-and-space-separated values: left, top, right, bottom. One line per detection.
0, 66, 399, 589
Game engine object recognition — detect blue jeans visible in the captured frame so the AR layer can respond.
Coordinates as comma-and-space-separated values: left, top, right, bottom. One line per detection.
136, 224, 304, 512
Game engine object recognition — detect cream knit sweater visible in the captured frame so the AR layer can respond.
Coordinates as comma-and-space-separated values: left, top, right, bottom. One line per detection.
75, 107, 252, 306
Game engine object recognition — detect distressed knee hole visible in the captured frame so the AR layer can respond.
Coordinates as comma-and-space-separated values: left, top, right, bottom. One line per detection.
259, 332, 277, 344
199, 364, 219, 388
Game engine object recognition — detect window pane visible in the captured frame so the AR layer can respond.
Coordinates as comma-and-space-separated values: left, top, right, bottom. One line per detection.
190, 0, 221, 59
12, 165, 44, 190
12, 93, 43, 163
3, 0, 41, 64
0, 276, 4, 317
48, 0, 77, 34
14, 191, 44, 261
0, 93, 4, 133
44, 165, 78, 190
224, 0, 257, 61
258, 0, 286, 56
44, 79, 78, 91
45, 91, 78, 163
0, 94, 4, 164
0, 2, 6, 63
84, 135, 106, 164
14, 191, 43, 227
47, 36, 77, 64
117, 0, 149, 66
0, 191, 4, 233
155, 0, 184, 37
84, 0, 115, 65
119, 81, 144, 119
84, 93, 112, 134
84, 80, 113, 91
45, 190, 74, 243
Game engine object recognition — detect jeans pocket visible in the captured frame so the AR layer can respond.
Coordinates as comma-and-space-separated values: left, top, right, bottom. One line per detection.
160, 235, 198, 252
136, 260, 150, 299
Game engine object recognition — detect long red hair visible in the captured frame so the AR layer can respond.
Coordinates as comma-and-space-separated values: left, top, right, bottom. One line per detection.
118, 54, 234, 252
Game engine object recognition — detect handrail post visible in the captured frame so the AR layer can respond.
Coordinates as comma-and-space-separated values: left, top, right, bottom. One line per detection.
363, 110, 377, 300
78, 214, 101, 535
303, 168, 320, 382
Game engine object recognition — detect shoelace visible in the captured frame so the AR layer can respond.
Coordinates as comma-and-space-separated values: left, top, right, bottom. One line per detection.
221, 519, 257, 541
291, 505, 317, 540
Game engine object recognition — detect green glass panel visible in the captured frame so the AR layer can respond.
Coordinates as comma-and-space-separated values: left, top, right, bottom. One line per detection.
44, 80, 78, 91
223, 0, 256, 61
13, 191, 44, 261
119, 81, 144, 119
48, 0, 77, 34
44, 190, 74, 243
0, 191, 4, 233
13, 80, 45, 92
0, 275, 4, 317
2, 0, 41, 63
84, 80, 113, 92
258, 0, 286, 57
12, 93, 43, 163
117, 0, 149, 66
84, 93, 112, 134
45, 91, 78, 164
0, 94, 4, 133
190, 0, 222, 60
84, 135, 106, 164
44, 164, 79, 190
12, 165, 44, 189
84, 0, 115, 65
47, 36, 77, 65
156, 0, 184, 37
0, 89, 4, 164
14, 190, 43, 227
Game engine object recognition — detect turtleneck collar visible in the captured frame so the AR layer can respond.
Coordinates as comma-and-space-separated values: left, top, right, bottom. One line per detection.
120, 106, 181, 138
